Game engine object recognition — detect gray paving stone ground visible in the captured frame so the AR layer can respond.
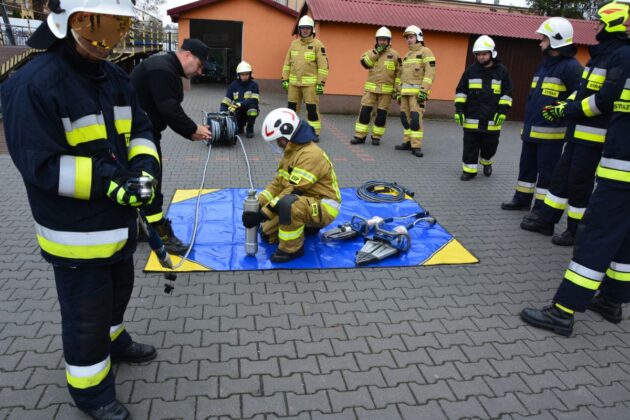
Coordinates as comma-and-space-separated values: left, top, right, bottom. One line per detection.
1, 84, 630, 419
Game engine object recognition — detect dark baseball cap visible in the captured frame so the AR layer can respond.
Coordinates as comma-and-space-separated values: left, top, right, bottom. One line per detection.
182, 38, 211, 70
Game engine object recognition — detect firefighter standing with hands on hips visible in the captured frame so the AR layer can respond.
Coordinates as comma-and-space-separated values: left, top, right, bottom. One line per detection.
351, 26, 401, 146
454, 35, 513, 180
520, 4, 628, 246
501, 18, 582, 220
1, 0, 160, 418
521, 0, 630, 337
282, 15, 329, 142
395, 25, 436, 157
242, 108, 342, 263
220, 61, 260, 138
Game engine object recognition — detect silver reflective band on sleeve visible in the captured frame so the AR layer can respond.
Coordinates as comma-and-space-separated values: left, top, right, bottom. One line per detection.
129, 138, 157, 151
587, 95, 602, 116
35, 223, 128, 246
113, 106, 132, 121
531, 126, 566, 134
464, 119, 479, 124
569, 260, 605, 281
610, 261, 630, 272
500, 95, 512, 102
542, 77, 564, 85
59, 156, 79, 198
468, 79, 482, 84
600, 157, 630, 171
491, 79, 501, 85
320, 198, 340, 210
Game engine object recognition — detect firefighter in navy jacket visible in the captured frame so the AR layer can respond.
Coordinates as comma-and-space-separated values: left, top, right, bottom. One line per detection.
521, 8, 626, 246
220, 61, 260, 138
1, 1, 159, 418
454, 35, 513, 180
501, 17, 582, 215
521, 1, 630, 337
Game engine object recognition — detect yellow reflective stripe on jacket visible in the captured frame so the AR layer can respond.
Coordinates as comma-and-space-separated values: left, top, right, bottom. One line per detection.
278, 169, 290, 180
400, 84, 420, 95
468, 79, 482, 89
564, 260, 604, 290
146, 211, 163, 224
607, 262, 630, 281
279, 225, 304, 241
35, 223, 128, 259
320, 198, 340, 218
304, 51, 316, 61
463, 118, 479, 129
66, 357, 111, 390
381, 84, 394, 93
318, 68, 329, 76
323, 152, 341, 201
498, 95, 512, 106
423, 56, 435, 63
62, 114, 107, 146
128, 138, 160, 163
573, 125, 606, 143
291, 167, 318, 184
302, 76, 317, 85
530, 76, 539, 89
544, 192, 568, 210
586, 67, 606, 91
491, 79, 502, 94
597, 157, 630, 183
581, 95, 602, 117
529, 126, 566, 140
384, 60, 396, 71
113, 106, 132, 137
110, 324, 125, 341
289, 74, 298, 83
58, 155, 92, 200
454, 93, 467, 104
541, 77, 567, 92
363, 54, 374, 67
222, 97, 233, 106
406, 58, 422, 64
259, 189, 273, 203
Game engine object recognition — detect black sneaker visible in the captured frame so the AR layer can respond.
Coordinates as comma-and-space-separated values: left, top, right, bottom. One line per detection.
411, 148, 424, 157
84, 400, 130, 420
520, 214, 554, 236
460, 172, 476, 181
371, 137, 380, 146
520, 305, 574, 336
271, 246, 304, 263
588, 294, 622, 324
395, 142, 411, 150
483, 165, 492, 177
501, 199, 530, 211
154, 218, 189, 256
552, 229, 575, 246
112, 341, 157, 363
350, 136, 366, 145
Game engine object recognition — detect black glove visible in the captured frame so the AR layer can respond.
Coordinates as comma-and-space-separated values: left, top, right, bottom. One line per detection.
242, 211, 264, 228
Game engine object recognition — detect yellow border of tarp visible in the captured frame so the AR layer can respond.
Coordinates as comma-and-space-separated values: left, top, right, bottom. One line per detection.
421, 238, 479, 266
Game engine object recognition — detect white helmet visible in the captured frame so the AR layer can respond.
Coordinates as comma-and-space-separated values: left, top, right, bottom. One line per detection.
375, 26, 392, 39
403, 25, 423, 42
48, 0, 133, 40
298, 15, 314, 28
472, 35, 497, 58
261, 108, 300, 153
236, 61, 252, 74
536, 17, 574, 49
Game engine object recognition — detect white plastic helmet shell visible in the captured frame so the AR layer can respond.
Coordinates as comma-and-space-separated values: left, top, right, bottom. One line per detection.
47, 0, 134, 40
261, 108, 300, 153
536, 17, 574, 49
375, 26, 392, 39
298, 15, 315, 28
403, 25, 423, 42
236, 61, 252, 74
472, 35, 497, 59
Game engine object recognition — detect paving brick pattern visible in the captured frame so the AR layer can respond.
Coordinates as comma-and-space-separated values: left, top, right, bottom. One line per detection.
1, 85, 630, 419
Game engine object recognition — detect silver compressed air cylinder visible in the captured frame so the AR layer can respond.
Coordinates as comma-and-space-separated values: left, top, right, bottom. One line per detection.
244, 189, 260, 256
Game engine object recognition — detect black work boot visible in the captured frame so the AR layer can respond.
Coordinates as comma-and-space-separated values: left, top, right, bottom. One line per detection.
395, 142, 411, 150
522, 211, 539, 222
154, 218, 189, 256
411, 148, 424, 157
371, 136, 380, 146
245, 124, 254, 139
520, 305, 574, 336
112, 342, 157, 363
460, 172, 476, 181
350, 136, 366, 145
483, 164, 493, 177
501, 199, 530, 211
552, 229, 575, 246
84, 400, 131, 420
520, 214, 554, 236
271, 246, 304, 263
588, 294, 623, 324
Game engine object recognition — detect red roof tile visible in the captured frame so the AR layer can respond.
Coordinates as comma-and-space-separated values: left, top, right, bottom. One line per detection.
305, 0, 598, 45
168, 0, 298, 22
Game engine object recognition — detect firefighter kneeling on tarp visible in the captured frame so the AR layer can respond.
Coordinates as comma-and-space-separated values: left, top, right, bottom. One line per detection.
241, 108, 342, 263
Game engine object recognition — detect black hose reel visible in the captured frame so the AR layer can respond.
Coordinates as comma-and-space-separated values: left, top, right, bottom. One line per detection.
205, 112, 238, 145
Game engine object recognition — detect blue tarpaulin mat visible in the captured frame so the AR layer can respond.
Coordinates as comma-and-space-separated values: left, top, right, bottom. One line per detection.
145, 188, 478, 272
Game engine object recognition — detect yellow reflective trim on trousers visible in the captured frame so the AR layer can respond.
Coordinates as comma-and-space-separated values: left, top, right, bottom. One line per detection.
462, 164, 477, 174
260, 190, 273, 203
567, 207, 585, 220
597, 166, 630, 183
128, 144, 160, 163
323, 152, 342, 201
544, 195, 567, 210
65, 124, 107, 146
480, 159, 492, 166
564, 269, 600, 290
535, 193, 546, 200
372, 126, 385, 136
355, 122, 369, 133
66, 359, 111, 390
606, 268, 630, 281
36, 235, 127, 259
278, 225, 304, 241
410, 131, 423, 138
516, 185, 534, 193
554, 303, 575, 314
321, 201, 340, 218
110, 324, 125, 341
146, 211, 163, 224
247, 109, 259, 117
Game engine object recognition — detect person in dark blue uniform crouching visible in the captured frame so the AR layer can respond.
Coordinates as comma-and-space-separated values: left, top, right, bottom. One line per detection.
221, 61, 261, 138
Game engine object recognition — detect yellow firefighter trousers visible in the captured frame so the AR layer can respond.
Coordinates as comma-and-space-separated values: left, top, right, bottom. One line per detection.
261, 196, 336, 254
354, 92, 393, 140
288, 85, 321, 135
400, 95, 424, 148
